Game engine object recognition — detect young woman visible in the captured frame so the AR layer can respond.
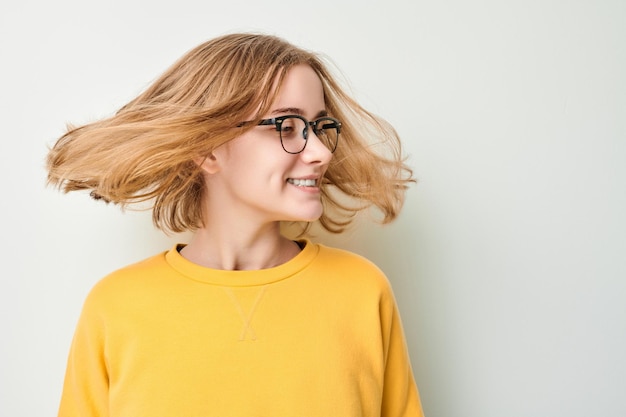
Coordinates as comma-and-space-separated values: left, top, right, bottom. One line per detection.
47, 33, 424, 417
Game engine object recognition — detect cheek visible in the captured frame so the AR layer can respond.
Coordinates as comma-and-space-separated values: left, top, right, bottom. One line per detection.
219, 132, 298, 181
214, 138, 256, 171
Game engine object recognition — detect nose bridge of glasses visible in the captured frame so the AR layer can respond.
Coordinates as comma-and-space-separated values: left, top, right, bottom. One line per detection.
307, 119, 326, 141
308, 120, 336, 154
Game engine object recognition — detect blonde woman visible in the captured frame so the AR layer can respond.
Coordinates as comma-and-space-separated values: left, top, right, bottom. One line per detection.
47, 33, 424, 417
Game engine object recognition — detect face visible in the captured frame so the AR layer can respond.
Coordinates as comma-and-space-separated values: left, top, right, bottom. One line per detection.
203, 64, 334, 226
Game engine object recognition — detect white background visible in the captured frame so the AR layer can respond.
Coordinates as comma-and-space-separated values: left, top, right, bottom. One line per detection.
1, 1, 625, 416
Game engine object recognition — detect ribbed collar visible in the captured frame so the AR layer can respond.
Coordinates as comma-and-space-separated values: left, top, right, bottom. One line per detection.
164, 239, 318, 287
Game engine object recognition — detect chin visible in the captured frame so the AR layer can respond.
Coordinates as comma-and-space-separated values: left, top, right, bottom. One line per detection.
287, 207, 323, 223
274, 198, 325, 223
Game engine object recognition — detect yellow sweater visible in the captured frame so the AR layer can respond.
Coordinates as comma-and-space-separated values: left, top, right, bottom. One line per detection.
59, 240, 424, 416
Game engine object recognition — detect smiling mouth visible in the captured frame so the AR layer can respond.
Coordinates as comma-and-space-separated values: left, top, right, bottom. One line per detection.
287, 178, 317, 187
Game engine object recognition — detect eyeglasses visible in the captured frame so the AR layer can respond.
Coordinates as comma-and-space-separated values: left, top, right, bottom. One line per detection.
240, 115, 342, 154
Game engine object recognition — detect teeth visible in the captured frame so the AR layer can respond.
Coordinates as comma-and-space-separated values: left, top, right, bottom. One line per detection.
288, 178, 317, 187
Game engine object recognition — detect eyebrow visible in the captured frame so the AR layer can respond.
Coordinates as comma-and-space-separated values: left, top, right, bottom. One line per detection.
270, 107, 328, 118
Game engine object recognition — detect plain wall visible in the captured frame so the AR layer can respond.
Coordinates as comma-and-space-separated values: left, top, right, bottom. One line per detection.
1, 1, 625, 416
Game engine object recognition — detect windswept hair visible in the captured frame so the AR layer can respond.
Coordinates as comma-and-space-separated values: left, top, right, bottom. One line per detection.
46, 33, 415, 235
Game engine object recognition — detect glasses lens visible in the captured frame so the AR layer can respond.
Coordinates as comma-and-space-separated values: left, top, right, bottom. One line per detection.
314, 118, 340, 153
279, 116, 307, 153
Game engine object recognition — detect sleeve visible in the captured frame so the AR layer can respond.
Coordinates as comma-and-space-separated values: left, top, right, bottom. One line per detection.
379, 284, 425, 417
58, 290, 110, 417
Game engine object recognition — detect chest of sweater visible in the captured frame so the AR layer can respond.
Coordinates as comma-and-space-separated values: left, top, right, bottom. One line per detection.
102, 275, 387, 416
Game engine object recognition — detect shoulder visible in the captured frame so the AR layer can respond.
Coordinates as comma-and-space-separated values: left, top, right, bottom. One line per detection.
309, 242, 394, 294
82, 248, 171, 307
315, 243, 381, 271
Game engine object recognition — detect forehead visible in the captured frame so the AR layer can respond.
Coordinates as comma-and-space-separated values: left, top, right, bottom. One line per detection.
269, 64, 325, 117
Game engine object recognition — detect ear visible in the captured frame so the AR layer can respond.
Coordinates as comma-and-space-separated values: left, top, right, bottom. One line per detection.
194, 153, 220, 174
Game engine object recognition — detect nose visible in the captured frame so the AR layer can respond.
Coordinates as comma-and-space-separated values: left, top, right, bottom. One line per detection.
300, 128, 333, 164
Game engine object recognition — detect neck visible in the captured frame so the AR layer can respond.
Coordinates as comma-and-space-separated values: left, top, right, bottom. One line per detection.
180, 222, 301, 271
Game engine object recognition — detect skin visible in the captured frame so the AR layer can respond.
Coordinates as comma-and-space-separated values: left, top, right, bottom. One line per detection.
180, 64, 333, 270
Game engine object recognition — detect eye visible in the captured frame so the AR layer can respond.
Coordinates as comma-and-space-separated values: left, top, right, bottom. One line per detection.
278, 117, 300, 139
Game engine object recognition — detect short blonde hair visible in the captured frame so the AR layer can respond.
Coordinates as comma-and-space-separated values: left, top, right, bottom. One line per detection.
46, 33, 415, 234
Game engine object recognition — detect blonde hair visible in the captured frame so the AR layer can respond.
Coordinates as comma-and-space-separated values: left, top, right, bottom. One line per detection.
46, 33, 415, 234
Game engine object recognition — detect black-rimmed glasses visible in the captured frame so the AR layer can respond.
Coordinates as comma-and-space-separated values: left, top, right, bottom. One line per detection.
240, 115, 342, 154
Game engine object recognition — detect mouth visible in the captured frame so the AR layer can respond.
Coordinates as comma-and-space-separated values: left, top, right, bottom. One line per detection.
287, 178, 318, 187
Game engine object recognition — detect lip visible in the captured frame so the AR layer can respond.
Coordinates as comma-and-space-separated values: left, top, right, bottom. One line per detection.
286, 174, 321, 182
287, 174, 321, 180
286, 175, 322, 192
